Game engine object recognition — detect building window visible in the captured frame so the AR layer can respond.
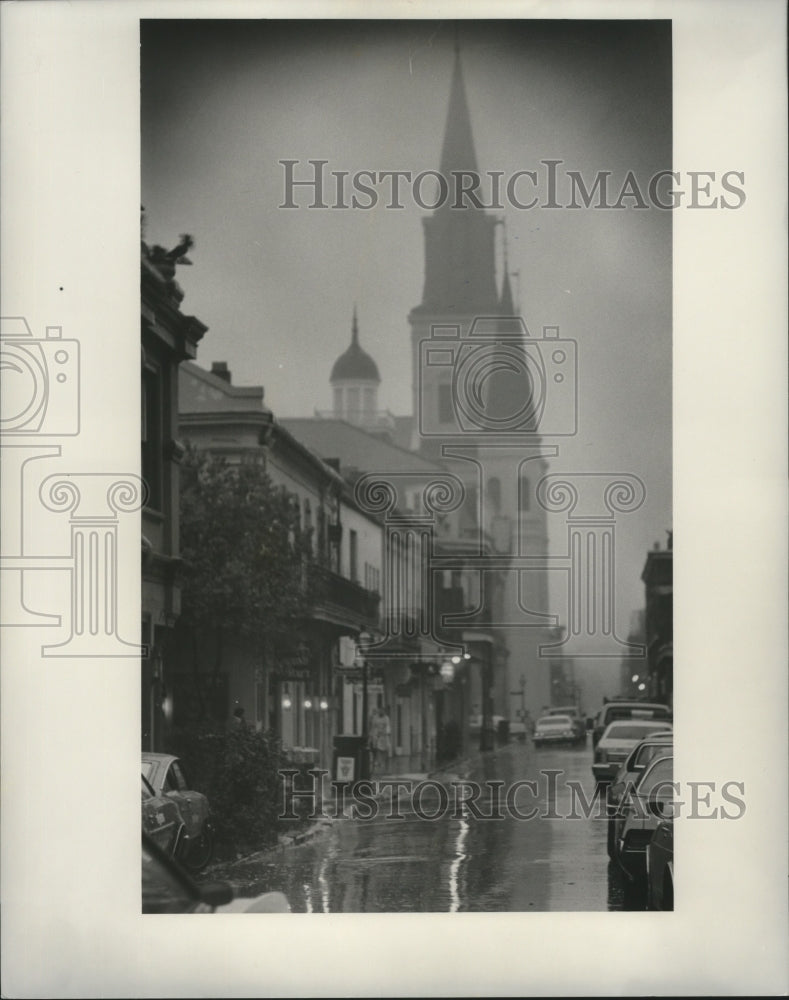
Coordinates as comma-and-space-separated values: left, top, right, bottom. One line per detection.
141, 365, 163, 510
333, 386, 342, 417
347, 387, 360, 419
519, 473, 531, 511
363, 387, 375, 416
438, 382, 453, 424
349, 529, 358, 583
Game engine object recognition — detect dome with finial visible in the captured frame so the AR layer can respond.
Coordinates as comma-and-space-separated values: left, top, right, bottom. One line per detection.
330, 308, 381, 383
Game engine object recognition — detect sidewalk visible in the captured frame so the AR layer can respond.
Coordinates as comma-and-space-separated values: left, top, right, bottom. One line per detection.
371, 751, 436, 782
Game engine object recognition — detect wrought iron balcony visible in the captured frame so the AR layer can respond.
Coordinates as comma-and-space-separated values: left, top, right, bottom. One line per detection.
309, 564, 380, 630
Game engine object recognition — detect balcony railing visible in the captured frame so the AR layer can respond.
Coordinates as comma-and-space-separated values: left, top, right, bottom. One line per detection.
309, 564, 380, 627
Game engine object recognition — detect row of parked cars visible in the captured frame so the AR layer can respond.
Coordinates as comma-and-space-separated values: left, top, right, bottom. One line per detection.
592, 700, 674, 910
140, 751, 291, 913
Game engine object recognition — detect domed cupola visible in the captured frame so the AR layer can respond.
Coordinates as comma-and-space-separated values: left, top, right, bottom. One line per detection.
330, 308, 381, 425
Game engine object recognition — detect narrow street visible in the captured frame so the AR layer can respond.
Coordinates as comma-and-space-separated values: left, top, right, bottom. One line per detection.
209, 740, 639, 912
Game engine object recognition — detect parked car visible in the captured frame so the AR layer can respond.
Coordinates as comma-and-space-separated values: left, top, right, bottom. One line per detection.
606, 732, 673, 856
592, 700, 672, 748
646, 803, 674, 910
509, 720, 527, 741
533, 714, 577, 747
141, 752, 213, 871
592, 719, 673, 786
142, 831, 290, 914
546, 705, 586, 743
613, 754, 674, 886
141, 773, 183, 855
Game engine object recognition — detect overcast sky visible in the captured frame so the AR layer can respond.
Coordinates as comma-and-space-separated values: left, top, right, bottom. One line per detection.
142, 18, 672, 673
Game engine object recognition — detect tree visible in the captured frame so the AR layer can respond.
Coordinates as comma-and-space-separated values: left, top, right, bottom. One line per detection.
179, 446, 313, 681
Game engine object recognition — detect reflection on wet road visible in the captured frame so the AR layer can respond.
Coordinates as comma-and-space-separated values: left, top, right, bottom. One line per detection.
210, 742, 638, 912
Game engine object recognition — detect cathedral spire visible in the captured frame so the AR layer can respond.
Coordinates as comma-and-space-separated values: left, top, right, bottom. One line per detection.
352, 304, 359, 345
439, 47, 478, 177
500, 228, 515, 313
412, 46, 498, 316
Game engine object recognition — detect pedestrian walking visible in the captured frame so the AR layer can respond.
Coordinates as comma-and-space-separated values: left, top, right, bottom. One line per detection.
369, 706, 392, 774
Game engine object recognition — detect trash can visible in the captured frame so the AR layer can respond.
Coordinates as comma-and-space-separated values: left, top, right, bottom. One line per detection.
332, 735, 370, 785
496, 718, 510, 745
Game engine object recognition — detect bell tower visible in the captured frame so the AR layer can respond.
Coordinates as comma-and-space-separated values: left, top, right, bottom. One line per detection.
408, 47, 553, 720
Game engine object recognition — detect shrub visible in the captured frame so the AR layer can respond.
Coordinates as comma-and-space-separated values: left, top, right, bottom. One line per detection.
169, 724, 290, 859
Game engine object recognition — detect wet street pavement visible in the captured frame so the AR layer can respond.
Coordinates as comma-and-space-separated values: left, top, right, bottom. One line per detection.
209, 740, 640, 912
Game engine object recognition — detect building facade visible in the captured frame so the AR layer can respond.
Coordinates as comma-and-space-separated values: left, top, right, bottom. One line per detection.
641, 538, 673, 706
141, 236, 207, 752
178, 360, 383, 769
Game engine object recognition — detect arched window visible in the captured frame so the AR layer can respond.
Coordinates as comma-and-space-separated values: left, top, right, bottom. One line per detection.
487, 477, 501, 514
347, 387, 360, 419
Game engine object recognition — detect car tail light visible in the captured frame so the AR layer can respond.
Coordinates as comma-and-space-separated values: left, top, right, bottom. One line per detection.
596, 750, 608, 763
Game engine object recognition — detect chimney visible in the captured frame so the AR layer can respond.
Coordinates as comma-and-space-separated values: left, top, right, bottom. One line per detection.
211, 361, 231, 383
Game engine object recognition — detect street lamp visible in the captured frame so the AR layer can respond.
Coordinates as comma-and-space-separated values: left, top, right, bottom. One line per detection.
440, 659, 455, 681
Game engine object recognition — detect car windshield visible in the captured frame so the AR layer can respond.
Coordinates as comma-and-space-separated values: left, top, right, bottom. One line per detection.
142, 760, 154, 782
604, 722, 672, 741
538, 716, 571, 727
604, 705, 670, 724
635, 742, 673, 767
637, 756, 674, 796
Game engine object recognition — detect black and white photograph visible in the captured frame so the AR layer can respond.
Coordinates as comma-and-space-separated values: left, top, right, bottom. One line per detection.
1, 0, 787, 996
140, 17, 675, 915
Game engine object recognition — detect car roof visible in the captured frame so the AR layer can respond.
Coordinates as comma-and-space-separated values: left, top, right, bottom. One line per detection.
601, 701, 670, 711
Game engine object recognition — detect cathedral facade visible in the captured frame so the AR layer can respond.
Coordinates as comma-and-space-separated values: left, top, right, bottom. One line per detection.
317, 50, 556, 725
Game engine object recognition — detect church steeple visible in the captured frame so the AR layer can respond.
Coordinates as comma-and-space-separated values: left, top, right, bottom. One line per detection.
412, 47, 499, 316
439, 47, 478, 177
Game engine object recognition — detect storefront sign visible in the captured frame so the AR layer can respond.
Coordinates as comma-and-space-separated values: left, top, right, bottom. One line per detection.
336, 756, 355, 782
